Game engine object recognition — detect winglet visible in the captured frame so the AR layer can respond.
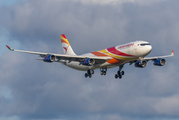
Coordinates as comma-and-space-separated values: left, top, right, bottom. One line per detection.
171, 50, 174, 56
6, 45, 14, 51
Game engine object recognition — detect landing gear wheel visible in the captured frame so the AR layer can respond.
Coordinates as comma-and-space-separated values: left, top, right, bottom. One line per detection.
85, 69, 94, 78
121, 71, 124, 75
100, 68, 107, 76
115, 65, 125, 79
119, 75, 122, 79
100, 71, 103, 75
87, 70, 91, 75
117, 71, 121, 76
115, 74, 118, 79
91, 70, 94, 74
85, 73, 88, 78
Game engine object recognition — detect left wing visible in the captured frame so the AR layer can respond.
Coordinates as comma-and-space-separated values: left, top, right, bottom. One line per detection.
6, 45, 112, 63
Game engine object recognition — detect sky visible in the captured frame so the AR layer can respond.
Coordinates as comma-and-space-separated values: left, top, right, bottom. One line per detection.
0, 0, 179, 120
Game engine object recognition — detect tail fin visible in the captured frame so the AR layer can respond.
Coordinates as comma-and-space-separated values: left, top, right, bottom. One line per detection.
60, 34, 76, 55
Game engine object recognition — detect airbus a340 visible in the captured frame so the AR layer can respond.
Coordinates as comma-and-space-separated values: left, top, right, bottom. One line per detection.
6, 34, 174, 79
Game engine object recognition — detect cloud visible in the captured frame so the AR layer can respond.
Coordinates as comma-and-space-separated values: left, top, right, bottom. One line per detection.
0, 0, 179, 120
71, 0, 167, 6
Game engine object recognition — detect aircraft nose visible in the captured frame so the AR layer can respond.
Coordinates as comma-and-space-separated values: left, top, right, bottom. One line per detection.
142, 45, 152, 56
148, 45, 152, 52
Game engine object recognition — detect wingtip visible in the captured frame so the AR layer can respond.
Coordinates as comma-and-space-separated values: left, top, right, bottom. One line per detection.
6, 45, 14, 51
171, 50, 174, 55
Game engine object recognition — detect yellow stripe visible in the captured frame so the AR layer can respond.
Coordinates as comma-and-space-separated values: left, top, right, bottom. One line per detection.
60, 35, 70, 46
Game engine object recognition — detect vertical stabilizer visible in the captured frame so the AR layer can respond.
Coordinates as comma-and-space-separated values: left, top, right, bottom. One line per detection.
60, 34, 76, 55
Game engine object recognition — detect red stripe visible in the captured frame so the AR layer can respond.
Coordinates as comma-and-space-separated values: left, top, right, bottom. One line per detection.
61, 34, 67, 39
91, 51, 124, 64
107, 47, 135, 57
7, 46, 10, 49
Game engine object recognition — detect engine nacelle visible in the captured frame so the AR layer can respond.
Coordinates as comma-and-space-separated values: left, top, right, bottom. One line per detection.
43, 55, 55, 62
135, 60, 147, 68
153, 58, 166, 66
81, 58, 95, 66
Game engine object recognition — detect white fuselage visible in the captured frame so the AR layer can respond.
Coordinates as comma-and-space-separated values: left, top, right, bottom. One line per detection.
65, 41, 152, 71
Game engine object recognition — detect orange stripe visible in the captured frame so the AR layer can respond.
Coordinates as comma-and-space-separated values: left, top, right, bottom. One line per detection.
60, 35, 70, 45
91, 51, 109, 57
61, 39, 69, 44
107, 58, 122, 64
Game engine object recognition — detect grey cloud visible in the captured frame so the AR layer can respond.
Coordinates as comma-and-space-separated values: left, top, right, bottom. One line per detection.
0, 0, 130, 53
0, 52, 179, 120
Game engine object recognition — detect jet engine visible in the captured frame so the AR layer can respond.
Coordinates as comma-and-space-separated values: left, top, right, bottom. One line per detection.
153, 58, 166, 66
135, 60, 147, 68
43, 55, 55, 62
81, 58, 95, 66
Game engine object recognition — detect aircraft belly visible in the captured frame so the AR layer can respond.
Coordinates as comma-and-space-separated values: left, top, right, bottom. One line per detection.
65, 61, 120, 71
66, 61, 89, 71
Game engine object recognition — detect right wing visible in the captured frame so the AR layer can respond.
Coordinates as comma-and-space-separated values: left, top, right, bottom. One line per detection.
127, 50, 174, 65
6, 45, 112, 64
143, 50, 174, 61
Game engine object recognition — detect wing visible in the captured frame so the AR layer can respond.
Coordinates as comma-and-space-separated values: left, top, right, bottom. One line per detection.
143, 50, 174, 61
127, 50, 174, 65
6, 45, 112, 64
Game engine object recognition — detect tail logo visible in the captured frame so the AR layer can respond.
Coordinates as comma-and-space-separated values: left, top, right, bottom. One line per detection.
63, 45, 69, 54
60, 34, 76, 55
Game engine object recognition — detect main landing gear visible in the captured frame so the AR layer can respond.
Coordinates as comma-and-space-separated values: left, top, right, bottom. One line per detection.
100, 68, 107, 75
85, 67, 107, 78
85, 69, 94, 78
84, 66, 125, 79
115, 65, 125, 79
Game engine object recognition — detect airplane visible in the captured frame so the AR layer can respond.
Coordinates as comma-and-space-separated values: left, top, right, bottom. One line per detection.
6, 34, 174, 79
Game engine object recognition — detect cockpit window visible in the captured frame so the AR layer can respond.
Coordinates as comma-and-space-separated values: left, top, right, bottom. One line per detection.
140, 43, 150, 46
